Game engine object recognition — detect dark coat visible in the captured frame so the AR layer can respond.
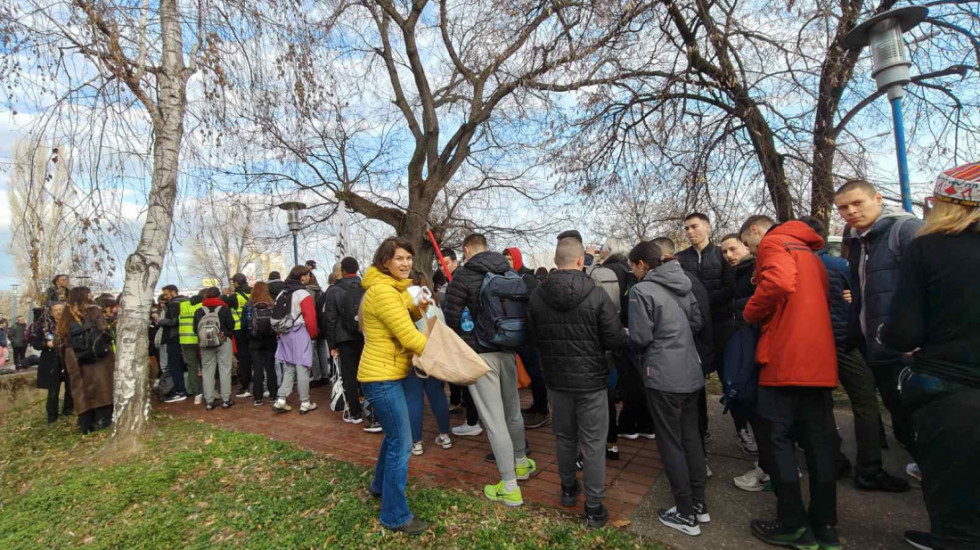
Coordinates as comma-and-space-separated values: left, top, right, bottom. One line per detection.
527, 270, 627, 393
319, 276, 364, 347
677, 242, 736, 321
268, 279, 285, 298
157, 296, 188, 344
46, 286, 67, 306
883, 229, 980, 387
732, 255, 756, 324
816, 250, 859, 350
8, 322, 27, 348
443, 251, 513, 353
844, 207, 923, 365
603, 254, 633, 325
193, 298, 236, 338
60, 305, 114, 414
680, 264, 714, 373
32, 316, 62, 390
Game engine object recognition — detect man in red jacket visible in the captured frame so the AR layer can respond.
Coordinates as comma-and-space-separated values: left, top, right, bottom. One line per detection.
740, 215, 839, 550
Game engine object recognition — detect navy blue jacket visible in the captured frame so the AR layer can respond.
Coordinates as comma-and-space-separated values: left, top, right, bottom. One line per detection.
817, 250, 856, 350
843, 207, 923, 365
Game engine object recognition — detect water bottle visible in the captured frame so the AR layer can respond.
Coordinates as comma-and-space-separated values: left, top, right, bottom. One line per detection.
460, 307, 474, 333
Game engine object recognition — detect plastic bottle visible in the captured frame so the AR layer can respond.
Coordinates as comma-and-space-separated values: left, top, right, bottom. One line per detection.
460, 307, 474, 333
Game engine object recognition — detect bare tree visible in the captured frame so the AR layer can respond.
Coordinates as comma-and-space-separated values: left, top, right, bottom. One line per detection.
1, 0, 250, 446
183, 198, 265, 286
557, 0, 979, 224
217, 0, 661, 270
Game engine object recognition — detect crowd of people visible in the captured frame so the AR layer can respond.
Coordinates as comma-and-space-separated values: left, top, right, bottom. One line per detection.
26, 163, 979, 549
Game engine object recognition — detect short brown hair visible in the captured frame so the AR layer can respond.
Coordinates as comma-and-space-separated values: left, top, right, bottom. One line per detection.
202, 286, 221, 299
372, 237, 415, 272
720, 233, 741, 243
463, 233, 488, 250
739, 215, 776, 236
835, 179, 877, 197
287, 265, 311, 281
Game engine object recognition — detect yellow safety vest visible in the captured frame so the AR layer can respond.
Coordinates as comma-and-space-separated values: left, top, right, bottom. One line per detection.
229, 291, 250, 332
178, 300, 203, 345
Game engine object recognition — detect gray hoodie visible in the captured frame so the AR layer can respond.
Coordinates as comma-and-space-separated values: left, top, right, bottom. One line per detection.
627, 261, 705, 393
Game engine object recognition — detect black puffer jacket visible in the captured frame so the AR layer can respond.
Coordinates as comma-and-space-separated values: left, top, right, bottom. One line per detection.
443, 251, 512, 353
732, 255, 756, 326
527, 270, 627, 392
677, 242, 735, 321
817, 250, 858, 349
318, 276, 363, 347
680, 263, 714, 373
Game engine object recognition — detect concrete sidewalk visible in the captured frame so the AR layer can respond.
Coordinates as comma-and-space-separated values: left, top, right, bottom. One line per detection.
629, 397, 928, 549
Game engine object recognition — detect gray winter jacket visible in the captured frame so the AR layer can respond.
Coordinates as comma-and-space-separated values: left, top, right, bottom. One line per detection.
628, 261, 705, 393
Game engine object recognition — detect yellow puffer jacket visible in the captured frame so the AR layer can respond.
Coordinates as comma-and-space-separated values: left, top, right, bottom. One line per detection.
357, 266, 428, 382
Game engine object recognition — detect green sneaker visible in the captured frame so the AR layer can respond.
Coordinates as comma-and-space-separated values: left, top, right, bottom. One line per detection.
484, 481, 523, 507
515, 457, 537, 480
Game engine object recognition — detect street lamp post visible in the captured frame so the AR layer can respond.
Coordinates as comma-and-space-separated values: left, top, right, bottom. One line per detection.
846, 6, 928, 214
278, 201, 307, 266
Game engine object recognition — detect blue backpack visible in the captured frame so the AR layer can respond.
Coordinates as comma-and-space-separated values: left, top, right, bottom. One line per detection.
475, 271, 529, 350
720, 325, 760, 413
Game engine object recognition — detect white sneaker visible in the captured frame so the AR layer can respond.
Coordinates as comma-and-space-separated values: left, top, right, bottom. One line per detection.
263, 390, 270, 398
452, 422, 483, 437
706, 462, 713, 478
194, 394, 204, 405
736, 427, 758, 455
906, 462, 921, 481
618, 432, 639, 440
412, 441, 424, 456
638, 432, 656, 440
299, 401, 317, 415
435, 434, 452, 449
733, 466, 770, 492
273, 399, 292, 413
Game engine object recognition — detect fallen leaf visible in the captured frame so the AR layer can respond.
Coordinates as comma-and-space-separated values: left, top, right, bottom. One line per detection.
611, 519, 631, 528
213, 458, 224, 468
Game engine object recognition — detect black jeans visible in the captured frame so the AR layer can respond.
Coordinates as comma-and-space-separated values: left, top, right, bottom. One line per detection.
337, 340, 364, 417
911, 386, 980, 549
78, 405, 112, 434
520, 345, 548, 413
249, 342, 277, 399
837, 348, 884, 477
449, 383, 464, 407
755, 386, 837, 529
646, 388, 706, 516
13, 346, 26, 368
167, 341, 187, 395
46, 372, 74, 419
618, 365, 653, 435
234, 330, 252, 391
868, 359, 912, 450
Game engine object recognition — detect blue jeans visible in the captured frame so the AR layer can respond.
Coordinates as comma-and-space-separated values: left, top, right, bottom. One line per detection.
405, 373, 449, 442
362, 379, 413, 529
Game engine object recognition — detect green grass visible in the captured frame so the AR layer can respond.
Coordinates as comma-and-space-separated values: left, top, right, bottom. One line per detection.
0, 403, 663, 550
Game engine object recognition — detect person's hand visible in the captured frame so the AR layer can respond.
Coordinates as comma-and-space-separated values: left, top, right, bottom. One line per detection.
330, 348, 339, 358
418, 299, 431, 315
45, 341, 54, 349
842, 290, 852, 303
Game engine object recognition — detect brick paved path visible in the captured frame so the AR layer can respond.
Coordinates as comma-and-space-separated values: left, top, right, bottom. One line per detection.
158, 385, 663, 520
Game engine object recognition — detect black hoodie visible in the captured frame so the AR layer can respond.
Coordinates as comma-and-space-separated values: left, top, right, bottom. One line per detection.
443, 250, 513, 353
527, 270, 627, 393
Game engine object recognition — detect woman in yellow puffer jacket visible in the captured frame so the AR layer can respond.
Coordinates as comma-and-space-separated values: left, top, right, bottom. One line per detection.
358, 236, 430, 535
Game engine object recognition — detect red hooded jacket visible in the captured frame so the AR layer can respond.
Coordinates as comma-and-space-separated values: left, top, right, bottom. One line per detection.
503, 247, 525, 271
744, 221, 837, 387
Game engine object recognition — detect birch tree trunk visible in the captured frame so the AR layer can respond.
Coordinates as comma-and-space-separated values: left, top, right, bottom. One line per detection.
111, 0, 187, 448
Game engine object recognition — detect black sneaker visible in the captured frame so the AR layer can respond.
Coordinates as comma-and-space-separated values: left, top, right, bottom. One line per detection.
523, 410, 551, 429
813, 525, 842, 550
585, 503, 609, 529
561, 480, 581, 507
253, 399, 264, 407
163, 392, 187, 403
47, 415, 58, 424
658, 507, 700, 536
206, 401, 219, 411
904, 530, 933, 550
606, 446, 620, 460
693, 501, 710, 524
855, 469, 911, 493
362, 421, 383, 433
390, 517, 429, 536
222, 400, 235, 409
750, 519, 817, 549
235, 388, 251, 398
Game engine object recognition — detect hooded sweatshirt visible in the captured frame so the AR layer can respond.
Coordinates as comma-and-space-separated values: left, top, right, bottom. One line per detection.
628, 260, 705, 393
526, 269, 627, 392
504, 247, 539, 294
745, 221, 837, 387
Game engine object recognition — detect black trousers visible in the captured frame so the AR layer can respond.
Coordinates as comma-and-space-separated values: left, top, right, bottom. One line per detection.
755, 386, 837, 529
78, 405, 112, 434
646, 388, 706, 516
234, 330, 252, 391
46, 372, 74, 419
13, 346, 26, 368
520, 345, 548, 413
868, 359, 912, 450
249, 343, 277, 399
912, 386, 980, 549
337, 340, 364, 417
618, 364, 653, 435
837, 348, 884, 477
449, 383, 464, 407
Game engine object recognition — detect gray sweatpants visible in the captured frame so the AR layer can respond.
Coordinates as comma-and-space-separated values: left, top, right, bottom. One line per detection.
468, 352, 527, 481
277, 362, 311, 403
201, 339, 233, 403
549, 388, 608, 507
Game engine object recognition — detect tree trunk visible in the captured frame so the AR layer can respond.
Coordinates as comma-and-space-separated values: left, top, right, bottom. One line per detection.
810, 134, 837, 232
111, 0, 186, 449
736, 100, 794, 221
399, 182, 437, 277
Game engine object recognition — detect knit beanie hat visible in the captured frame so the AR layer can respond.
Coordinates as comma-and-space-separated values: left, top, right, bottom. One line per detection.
933, 162, 980, 207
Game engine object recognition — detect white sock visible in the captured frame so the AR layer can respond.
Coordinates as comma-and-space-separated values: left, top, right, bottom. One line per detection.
503, 479, 519, 492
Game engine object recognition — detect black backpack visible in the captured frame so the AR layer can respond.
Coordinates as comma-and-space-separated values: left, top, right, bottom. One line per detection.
248, 302, 275, 339
340, 286, 366, 334
475, 271, 529, 350
69, 319, 112, 364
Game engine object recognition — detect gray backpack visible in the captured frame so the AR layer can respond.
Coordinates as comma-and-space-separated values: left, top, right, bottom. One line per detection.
587, 264, 621, 313
197, 306, 226, 349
